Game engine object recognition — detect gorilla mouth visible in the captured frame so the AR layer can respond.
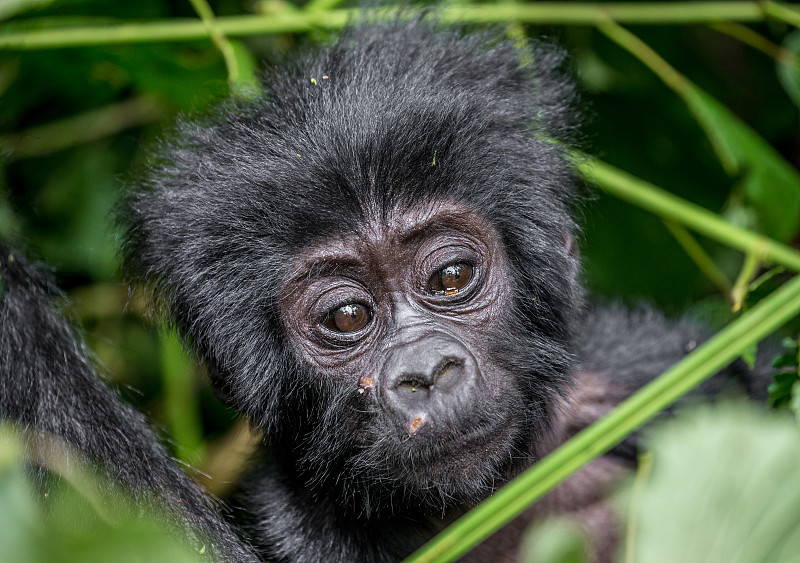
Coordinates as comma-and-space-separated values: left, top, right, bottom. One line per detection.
394, 416, 518, 479
444, 419, 515, 454
388, 429, 518, 510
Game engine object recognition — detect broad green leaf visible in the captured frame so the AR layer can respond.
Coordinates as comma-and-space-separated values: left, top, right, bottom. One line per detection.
0, 425, 205, 562
683, 85, 800, 242
630, 404, 800, 563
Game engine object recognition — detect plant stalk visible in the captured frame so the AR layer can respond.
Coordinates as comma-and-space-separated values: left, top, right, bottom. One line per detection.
0, 2, 787, 50
581, 160, 800, 273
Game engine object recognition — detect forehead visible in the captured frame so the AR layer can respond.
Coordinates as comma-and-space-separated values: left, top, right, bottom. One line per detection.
285, 202, 502, 280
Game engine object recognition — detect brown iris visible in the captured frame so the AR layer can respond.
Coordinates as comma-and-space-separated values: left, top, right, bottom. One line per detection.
323, 303, 371, 333
429, 262, 473, 296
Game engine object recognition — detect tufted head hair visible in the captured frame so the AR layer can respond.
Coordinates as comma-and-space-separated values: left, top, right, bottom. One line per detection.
120, 17, 581, 440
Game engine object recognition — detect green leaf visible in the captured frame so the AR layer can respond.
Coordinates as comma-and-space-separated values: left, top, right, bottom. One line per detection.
630, 404, 800, 563
741, 341, 757, 369
746, 267, 787, 309
0, 425, 205, 562
772, 352, 799, 370
683, 85, 800, 242
769, 337, 800, 409
769, 370, 799, 409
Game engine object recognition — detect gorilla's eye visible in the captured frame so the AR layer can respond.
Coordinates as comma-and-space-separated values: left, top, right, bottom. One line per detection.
429, 262, 473, 296
323, 303, 371, 333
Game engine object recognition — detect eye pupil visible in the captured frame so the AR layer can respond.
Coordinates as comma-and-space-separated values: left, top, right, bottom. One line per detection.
325, 303, 370, 333
430, 263, 473, 295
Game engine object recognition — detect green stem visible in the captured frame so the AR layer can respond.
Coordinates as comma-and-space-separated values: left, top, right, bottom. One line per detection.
0, 2, 786, 50
764, 0, 800, 28
731, 250, 764, 311
663, 220, 732, 295
580, 159, 800, 273
187, 0, 240, 85
161, 332, 206, 464
0, 12, 345, 49
404, 272, 800, 563
441, 1, 768, 24
709, 21, 795, 66
304, 0, 346, 12
0, 97, 166, 159
597, 17, 689, 94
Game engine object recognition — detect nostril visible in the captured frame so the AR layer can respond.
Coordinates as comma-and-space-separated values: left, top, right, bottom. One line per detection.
395, 377, 432, 397
432, 357, 463, 389
396, 377, 426, 390
379, 334, 480, 436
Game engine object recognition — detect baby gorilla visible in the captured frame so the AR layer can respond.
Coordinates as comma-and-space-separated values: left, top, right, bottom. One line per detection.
123, 18, 584, 560
0, 17, 761, 563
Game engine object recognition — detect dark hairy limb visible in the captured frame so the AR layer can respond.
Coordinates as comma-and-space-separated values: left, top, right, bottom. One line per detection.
0, 246, 257, 563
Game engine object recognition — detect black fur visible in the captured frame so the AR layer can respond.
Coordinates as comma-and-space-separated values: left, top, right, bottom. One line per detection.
119, 21, 582, 561
121, 20, 580, 431
0, 246, 257, 562
0, 18, 765, 563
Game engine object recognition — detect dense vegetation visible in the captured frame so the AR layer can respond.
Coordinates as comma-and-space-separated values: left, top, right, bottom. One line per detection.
1, 2, 800, 561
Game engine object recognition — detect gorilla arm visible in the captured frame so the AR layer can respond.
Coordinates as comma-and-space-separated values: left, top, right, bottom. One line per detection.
0, 246, 257, 563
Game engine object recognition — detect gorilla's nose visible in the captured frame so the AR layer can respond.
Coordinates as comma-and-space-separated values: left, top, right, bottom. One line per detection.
379, 333, 480, 436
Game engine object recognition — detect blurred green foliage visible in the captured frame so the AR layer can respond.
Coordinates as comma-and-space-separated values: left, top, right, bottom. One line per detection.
627, 404, 800, 563
571, 23, 798, 308
1, 1, 800, 559
769, 336, 800, 410
0, 425, 206, 563
522, 403, 800, 563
